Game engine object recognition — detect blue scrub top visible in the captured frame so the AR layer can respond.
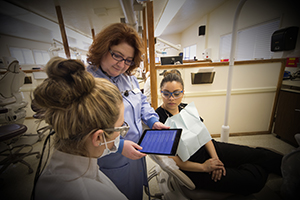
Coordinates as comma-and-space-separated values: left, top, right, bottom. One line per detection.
87, 65, 159, 200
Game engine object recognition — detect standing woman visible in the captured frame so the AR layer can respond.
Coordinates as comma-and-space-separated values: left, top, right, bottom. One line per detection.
155, 70, 283, 195
33, 57, 128, 199
87, 23, 168, 199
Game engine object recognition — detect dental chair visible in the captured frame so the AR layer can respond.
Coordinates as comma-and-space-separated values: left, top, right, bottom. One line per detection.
0, 56, 40, 174
281, 134, 300, 200
0, 56, 49, 142
148, 151, 284, 200
0, 114, 40, 174
0, 56, 28, 125
148, 155, 238, 200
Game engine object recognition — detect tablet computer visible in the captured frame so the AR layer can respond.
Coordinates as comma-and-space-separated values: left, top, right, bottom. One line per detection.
137, 129, 182, 156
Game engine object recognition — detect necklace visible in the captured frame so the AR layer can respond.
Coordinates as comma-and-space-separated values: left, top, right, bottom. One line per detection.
161, 103, 184, 117
163, 107, 171, 118
162, 104, 184, 118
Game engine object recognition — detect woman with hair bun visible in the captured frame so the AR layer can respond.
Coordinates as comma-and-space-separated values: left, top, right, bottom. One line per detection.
32, 57, 128, 200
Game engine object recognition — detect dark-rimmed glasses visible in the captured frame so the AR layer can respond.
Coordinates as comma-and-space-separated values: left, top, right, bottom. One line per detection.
109, 50, 135, 66
103, 121, 130, 137
161, 90, 183, 99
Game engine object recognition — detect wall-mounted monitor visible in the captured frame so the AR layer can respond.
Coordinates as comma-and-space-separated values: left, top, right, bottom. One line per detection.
160, 56, 183, 65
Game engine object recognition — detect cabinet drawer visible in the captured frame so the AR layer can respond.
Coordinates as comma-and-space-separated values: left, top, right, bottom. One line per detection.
274, 90, 300, 147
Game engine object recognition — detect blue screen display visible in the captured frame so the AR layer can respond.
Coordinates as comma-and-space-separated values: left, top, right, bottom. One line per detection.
139, 130, 177, 154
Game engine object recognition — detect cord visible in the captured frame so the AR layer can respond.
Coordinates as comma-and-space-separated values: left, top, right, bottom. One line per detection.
291, 69, 300, 80
30, 129, 55, 200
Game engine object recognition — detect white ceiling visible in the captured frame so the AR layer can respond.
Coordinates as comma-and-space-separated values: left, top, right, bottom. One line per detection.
0, 0, 227, 51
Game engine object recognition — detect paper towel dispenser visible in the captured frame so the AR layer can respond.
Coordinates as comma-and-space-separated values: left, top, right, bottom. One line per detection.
191, 67, 215, 84
271, 26, 298, 52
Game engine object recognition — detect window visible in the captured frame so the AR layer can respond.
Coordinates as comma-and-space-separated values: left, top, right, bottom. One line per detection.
9, 47, 35, 65
183, 44, 196, 60
219, 19, 280, 61
33, 50, 50, 65
9, 47, 51, 65
58, 52, 67, 59
219, 34, 232, 60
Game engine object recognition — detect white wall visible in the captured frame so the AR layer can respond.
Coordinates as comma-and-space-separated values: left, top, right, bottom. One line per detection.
154, 0, 299, 135
176, 0, 300, 61
157, 61, 282, 134
181, 15, 207, 60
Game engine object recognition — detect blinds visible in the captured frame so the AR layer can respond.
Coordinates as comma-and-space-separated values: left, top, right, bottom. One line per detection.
9, 47, 51, 65
220, 19, 280, 61
183, 44, 196, 60
33, 50, 50, 65
9, 47, 35, 65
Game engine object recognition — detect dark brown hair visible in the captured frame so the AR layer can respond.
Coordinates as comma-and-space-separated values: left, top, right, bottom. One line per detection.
160, 69, 184, 90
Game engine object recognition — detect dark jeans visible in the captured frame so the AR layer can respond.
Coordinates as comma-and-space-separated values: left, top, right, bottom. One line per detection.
181, 139, 283, 195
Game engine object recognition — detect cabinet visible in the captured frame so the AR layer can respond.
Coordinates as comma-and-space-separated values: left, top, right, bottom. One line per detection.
21, 70, 47, 118
274, 81, 300, 147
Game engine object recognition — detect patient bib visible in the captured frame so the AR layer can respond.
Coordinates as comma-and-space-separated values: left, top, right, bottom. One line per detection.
165, 102, 212, 162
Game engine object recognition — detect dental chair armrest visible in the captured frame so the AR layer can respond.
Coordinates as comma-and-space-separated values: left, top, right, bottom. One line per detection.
149, 154, 195, 190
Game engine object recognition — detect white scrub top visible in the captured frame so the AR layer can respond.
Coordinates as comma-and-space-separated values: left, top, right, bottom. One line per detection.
35, 150, 127, 200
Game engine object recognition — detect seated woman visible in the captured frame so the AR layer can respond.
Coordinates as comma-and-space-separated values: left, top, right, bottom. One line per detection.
32, 57, 128, 199
155, 70, 283, 195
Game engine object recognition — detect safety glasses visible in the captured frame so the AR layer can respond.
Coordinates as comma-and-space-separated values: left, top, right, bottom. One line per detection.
103, 121, 130, 137
161, 90, 183, 99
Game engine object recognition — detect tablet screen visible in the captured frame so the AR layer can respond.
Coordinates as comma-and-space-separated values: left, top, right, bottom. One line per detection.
137, 129, 182, 155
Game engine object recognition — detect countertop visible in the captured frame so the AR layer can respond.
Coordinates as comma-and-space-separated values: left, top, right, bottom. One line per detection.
282, 79, 300, 93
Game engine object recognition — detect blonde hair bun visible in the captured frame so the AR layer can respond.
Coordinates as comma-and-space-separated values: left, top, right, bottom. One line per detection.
34, 57, 95, 109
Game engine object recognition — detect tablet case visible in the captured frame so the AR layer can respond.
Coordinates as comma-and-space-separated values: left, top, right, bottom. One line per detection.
138, 129, 182, 156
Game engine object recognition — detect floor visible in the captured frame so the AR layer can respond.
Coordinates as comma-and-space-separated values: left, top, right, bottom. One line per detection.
0, 118, 297, 200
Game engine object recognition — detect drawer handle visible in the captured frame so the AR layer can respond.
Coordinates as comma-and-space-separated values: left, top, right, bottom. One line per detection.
296, 109, 300, 112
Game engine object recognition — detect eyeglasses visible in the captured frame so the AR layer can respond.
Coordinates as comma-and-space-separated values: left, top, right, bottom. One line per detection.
103, 121, 130, 137
109, 50, 135, 66
161, 90, 183, 99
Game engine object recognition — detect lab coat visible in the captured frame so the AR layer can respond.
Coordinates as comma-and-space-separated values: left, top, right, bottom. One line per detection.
35, 150, 127, 200
87, 65, 159, 200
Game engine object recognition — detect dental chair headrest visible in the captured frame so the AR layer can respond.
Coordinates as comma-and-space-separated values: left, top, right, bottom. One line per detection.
7, 60, 21, 73
0, 57, 20, 72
